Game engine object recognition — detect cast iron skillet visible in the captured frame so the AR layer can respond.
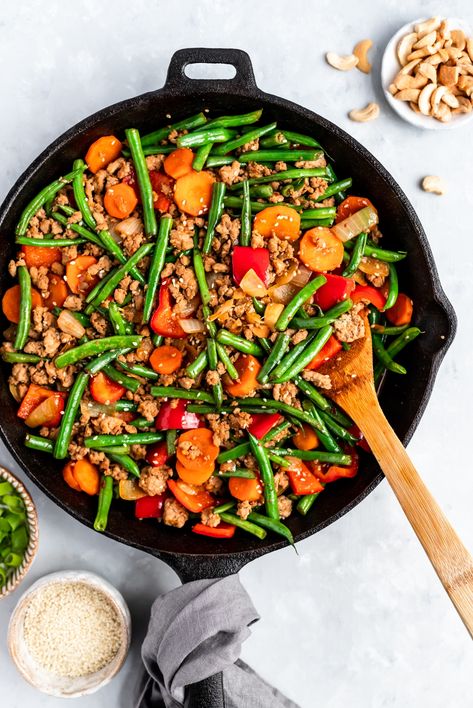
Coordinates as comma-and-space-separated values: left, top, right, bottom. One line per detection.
0, 49, 456, 706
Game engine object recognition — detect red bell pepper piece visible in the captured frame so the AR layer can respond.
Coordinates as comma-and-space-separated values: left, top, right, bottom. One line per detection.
89, 371, 125, 404
313, 273, 355, 311
145, 441, 169, 467
150, 279, 187, 338
135, 494, 165, 519
348, 425, 371, 453
149, 171, 173, 212
310, 448, 359, 483
351, 284, 386, 310
167, 479, 214, 513
305, 335, 342, 371
286, 458, 324, 495
155, 399, 203, 430
25, 394, 65, 428
248, 413, 283, 439
232, 246, 270, 287
17, 384, 66, 420
192, 522, 236, 538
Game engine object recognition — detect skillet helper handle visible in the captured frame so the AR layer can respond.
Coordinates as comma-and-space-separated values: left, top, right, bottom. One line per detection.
186, 672, 225, 708
164, 47, 257, 92
354, 394, 473, 638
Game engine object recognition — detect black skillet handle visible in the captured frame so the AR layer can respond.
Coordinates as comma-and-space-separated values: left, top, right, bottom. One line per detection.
164, 47, 258, 93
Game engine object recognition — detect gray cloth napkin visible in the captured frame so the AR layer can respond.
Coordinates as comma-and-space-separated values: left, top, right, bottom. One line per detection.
135, 575, 299, 708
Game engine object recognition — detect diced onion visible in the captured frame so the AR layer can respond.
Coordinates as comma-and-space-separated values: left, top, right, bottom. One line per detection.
57, 310, 86, 338
176, 294, 200, 318
253, 323, 271, 338
118, 479, 146, 500
114, 216, 143, 239
268, 281, 300, 304
208, 300, 234, 322
264, 302, 285, 329
291, 263, 312, 288
332, 206, 378, 243
179, 317, 206, 334
358, 256, 389, 277
273, 261, 298, 286
239, 269, 268, 297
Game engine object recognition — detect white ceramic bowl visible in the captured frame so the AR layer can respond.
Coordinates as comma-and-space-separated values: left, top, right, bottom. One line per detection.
8, 570, 131, 698
381, 17, 473, 130
0, 466, 39, 599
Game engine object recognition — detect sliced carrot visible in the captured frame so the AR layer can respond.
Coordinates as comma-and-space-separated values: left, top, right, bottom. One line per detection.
85, 135, 122, 174
176, 428, 219, 470
149, 345, 183, 375
2, 285, 43, 324
292, 423, 319, 451
176, 459, 215, 485
253, 205, 301, 241
174, 170, 215, 216
305, 335, 342, 371
71, 459, 100, 495
229, 474, 263, 502
167, 478, 214, 513
299, 227, 344, 272
286, 457, 324, 495
104, 183, 138, 219
89, 371, 125, 404
385, 293, 413, 326
66, 255, 98, 295
22, 244, 61, 268
63, 461, 82, 492
223, 354, 261, 397
44, 273, 68, 309
164, 148, 195, 179
335, 196, 377, 224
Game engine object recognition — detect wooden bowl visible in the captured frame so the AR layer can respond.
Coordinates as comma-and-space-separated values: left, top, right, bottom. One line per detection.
0, 466, 39, 599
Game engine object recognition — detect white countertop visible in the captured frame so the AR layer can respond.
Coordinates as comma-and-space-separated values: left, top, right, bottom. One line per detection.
1, 1, 472, 706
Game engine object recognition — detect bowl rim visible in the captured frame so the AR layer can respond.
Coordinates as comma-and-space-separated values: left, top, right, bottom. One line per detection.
381, 16, 473, 130
0, 466, 39, 599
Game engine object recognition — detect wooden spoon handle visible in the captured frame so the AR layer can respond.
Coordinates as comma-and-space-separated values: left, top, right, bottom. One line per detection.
355, 396, 473, 638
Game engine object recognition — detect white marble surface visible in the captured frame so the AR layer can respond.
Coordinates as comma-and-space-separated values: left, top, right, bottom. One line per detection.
0, 1, 472, 706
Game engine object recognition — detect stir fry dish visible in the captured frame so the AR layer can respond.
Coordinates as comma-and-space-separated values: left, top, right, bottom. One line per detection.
1, 109, 420, 542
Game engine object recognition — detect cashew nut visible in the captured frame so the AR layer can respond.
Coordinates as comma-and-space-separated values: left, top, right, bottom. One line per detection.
450, 29, 466, 51
325, 52, 359, 71
415, 17, 441, 36
418, 83, 437, 114
417, 62, 437, 83
394, 88, 421, 102
431, 85, 447, 111
433, 102, 452, 122
467, 38, 473, 63
400, 57, 422, 75
348, 102, 380, 122
422, 175, 446, 195
413, 31, 438, 50
353, 39, 373, 73
442, 91, 460, 108
452, 96, 473, 113
394, 73, 428, 90
397, 33, 418, 66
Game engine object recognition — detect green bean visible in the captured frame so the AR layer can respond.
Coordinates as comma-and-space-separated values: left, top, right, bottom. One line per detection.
229, 168, 330, 191
239, 397, 323, 441
141, 112, 207, 147
272, 326, 333, 382
193, 142, 213, 171
364, 243, 406, 262
268, 451, 290, 468
207, 338, 223, 409
318, 412, 359, 444
25, 434, 54, 454
72, 159, 96, 230
219, 512, 267, 539
248, 511, 294, 544
166, 429, 177, 457
238, 150, 322, 163
98, 230, 146, 284
237, 179, 251, 246
278, 130, 322, 148
152, 334, 164, 347
249, 185, 273, 199
216, 330, 264, 356
325, 164, 346, 202
93, 476, 114, 533
56, 336, 141, 369
249, 434, 279, 520
101, 445, 131, 454
275, 276, 326, 331
84, 266, 118, 305
280, 177, 305, 197
372, 334, 407, 375
292, 374, 332, 411
272, 448, 352, 465
86, 242, 154, 312
2, 352, 41, 364
132, 418, 151, 429
102, 364, 140, 393
178, 127, 236, 148
142, 215, 172, 323
205, 155, 235, 168
297, 493, 322, 516
383, 263, 399, 311
51, 212, 104, 247
291, 299, 353, 330
301, 400, 342, 453
202, 183, 226, 254
216, 343, 238, 380
343, 232, 368, 277
107, 302, 126, 335
16, 168, 80, 237
300, 207, 337, 220
212, 501, 236, 514
14, 266, 32, 351
224, 196, 271, 213
107, 453, 141, 478
113, 400, 138, 412
252, 297, 265, 316
270, 332, 318, 382
374, 328, 421, 383
217, 442, 251, 463
257, 333, 290, 384
258, 337, 271, 353
372, 324, 409, 336
85, 347, 132, 375
213, 122, 277, 156
204, 109, 263, 130
121, 145, 176, 157
85, 432, 164, 449
300, 219, 334, 229
15, 235, 87, 247
118, 361, 159, 380
263, 419, 292, 443
125, 128, 157, 237
54, 372, 89, 459
316, 178, 352, 202
260, 132, 289, 148
186, 349, 208, 378
150, 386, 214, 403
216, 469, 256, 479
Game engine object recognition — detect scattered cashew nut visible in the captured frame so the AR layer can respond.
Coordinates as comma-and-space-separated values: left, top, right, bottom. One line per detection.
353, 39, 373, 73
325, 52, 359, 71
348, 102, 380, 122
418, 83, 437, 114
421, 175, 447, 195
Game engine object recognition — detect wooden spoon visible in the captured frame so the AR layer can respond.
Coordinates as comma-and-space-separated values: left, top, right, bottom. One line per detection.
319, 311, 473, 637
